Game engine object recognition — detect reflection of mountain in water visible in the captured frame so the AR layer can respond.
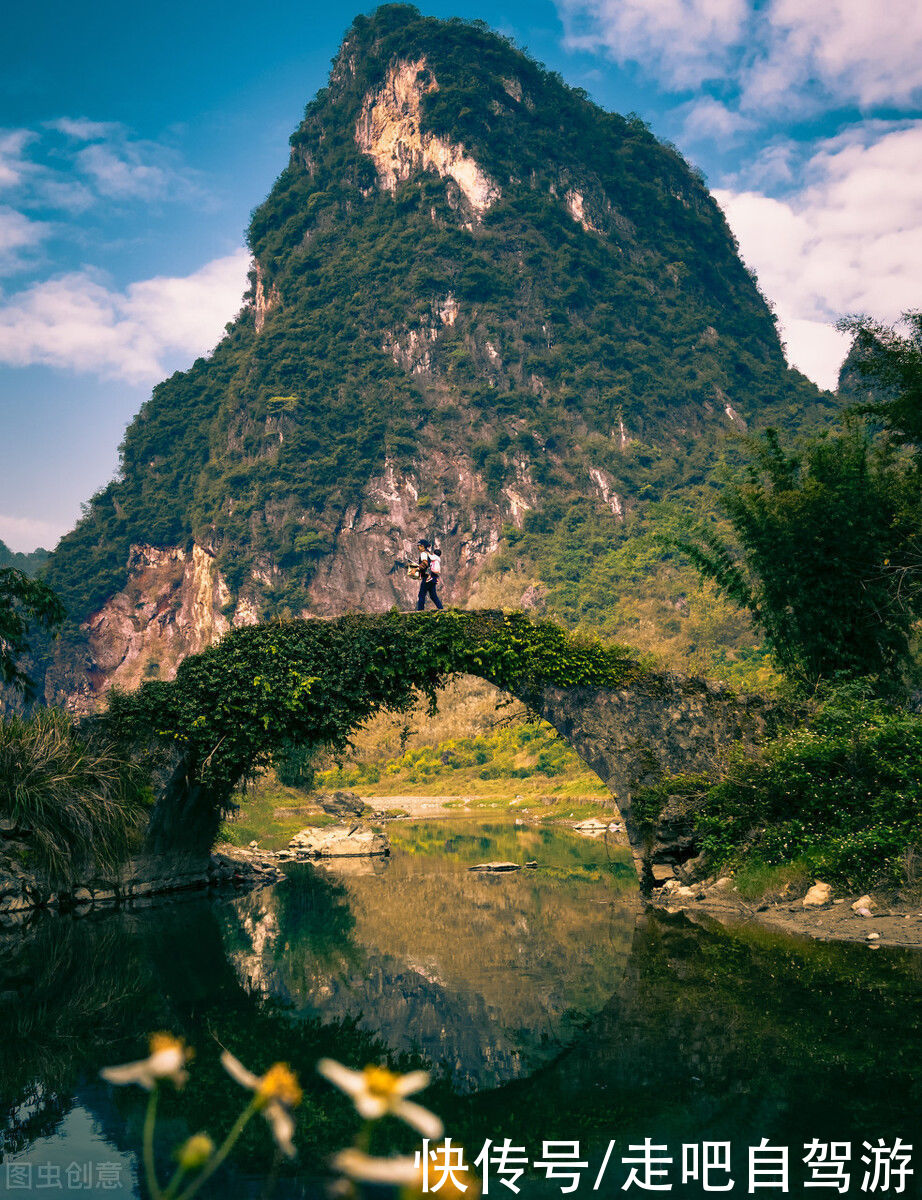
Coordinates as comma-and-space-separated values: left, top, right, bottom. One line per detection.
219, 825, 640, 1091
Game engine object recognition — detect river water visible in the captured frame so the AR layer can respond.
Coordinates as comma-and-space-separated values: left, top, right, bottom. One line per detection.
1, 821, 920, 1197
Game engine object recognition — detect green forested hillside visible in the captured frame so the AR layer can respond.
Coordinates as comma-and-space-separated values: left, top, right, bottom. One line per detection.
44, 5, 837, 656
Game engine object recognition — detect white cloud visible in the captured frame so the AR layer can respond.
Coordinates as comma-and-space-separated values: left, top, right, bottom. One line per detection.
33, 177, 95, 214
2, 117, 201, 212
680, 98, 753, 143
47, 117, 123, 141
0, 130, 36, 191
0, 249, 250, 384
54, 120, 199, 203
556, 0, 922, 118
724, 140, 801, 189
74, 142, 175, 201
0, 206, 49, 272
772, 314, 853, 392
558, 0, 748, 90
0, 514, 63, 553
714, 122, 922, 388
746, 0, 922, 112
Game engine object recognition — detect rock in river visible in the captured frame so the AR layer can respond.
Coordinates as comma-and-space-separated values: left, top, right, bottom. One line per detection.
315, 790, 366, 819
574, 818, 608, 834
288, 824, 389, 858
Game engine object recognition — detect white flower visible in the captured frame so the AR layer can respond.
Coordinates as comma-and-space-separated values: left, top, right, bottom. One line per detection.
100, 1033, 190, 1091
317, 1060, 444, 1139
333, 1149, 477, 1199
220, 1050, 301, 1158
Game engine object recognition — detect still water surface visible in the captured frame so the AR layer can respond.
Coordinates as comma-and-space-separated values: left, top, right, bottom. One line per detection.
1, 821, 920, 1197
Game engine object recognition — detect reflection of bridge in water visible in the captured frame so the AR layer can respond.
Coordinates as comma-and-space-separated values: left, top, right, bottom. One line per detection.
4, 868, 921, 1191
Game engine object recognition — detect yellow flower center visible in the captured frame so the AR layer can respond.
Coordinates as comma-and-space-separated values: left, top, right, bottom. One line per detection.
149, 1033, 188, 1059
258, 1063, 303, 1108
362, 1065, 402, 1099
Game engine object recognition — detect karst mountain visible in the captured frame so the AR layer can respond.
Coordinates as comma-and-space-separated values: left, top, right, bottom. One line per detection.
40, 4, 833, 707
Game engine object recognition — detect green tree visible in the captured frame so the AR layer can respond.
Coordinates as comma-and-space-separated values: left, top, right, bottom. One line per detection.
0, 569, 65, 695
676, 426, 922, 692
841, 310, 922, 448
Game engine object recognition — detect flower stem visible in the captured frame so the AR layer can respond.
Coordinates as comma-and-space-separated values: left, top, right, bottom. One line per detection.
162, 1164, 188, 1200
142, 1089, 162, 1200
174, 1098, 260, 1200
354, 1120, 374, 1154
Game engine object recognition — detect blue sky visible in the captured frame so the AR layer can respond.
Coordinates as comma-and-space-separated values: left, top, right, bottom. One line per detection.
2, 0, 921, 551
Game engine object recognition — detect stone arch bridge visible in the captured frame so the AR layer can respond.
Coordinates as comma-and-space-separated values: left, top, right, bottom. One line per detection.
104, 610, 786, 886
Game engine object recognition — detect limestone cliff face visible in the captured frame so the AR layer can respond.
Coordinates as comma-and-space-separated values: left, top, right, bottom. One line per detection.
252, 261, 280, 333
46, 545, 239, 710
51, 448, 539, 711
356, 58, 501, 217
302, 451, 511, 615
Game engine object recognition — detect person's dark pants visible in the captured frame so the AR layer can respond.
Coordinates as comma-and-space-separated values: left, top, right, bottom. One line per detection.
417, 578, 443, 610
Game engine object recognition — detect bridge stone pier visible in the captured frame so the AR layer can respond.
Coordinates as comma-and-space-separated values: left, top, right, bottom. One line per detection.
529, 676, 784, 887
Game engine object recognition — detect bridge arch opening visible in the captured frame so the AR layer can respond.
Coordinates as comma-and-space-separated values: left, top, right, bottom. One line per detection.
309, 672, 614, 811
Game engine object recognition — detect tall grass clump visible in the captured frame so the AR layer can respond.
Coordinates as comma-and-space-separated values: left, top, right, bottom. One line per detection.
0, 709, 148, 882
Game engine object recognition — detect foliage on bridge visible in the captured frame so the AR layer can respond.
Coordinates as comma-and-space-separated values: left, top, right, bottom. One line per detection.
104, 610, 644, 802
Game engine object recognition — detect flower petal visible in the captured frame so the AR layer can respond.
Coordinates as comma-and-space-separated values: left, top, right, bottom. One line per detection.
100, 1061, 155, 1090
317, 1058, 366, 1097
220, 1049, 260, 1091
264, 1101, 296, 1158
395, 1099, 444, 1140
333, 1150, 420, 1185
394, 1070, 430, 1097
148, 1046, 188, 1084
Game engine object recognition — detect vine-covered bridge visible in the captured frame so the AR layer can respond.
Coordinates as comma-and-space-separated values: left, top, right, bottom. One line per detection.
104, 611, 783, 886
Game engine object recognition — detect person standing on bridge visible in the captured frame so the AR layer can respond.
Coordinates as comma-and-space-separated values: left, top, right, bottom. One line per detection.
415, 539, 443, 611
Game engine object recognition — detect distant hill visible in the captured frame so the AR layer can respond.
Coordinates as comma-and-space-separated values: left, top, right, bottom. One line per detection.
40, 5, 839, 708
0, 540, 49, 576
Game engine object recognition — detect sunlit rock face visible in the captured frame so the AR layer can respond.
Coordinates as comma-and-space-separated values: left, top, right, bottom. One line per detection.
44, 543, 240, 712
356, 58, 501, 216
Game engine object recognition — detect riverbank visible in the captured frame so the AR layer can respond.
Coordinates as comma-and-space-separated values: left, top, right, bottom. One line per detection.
223, 784, 922, 951
653, 876, 922, 949
0, 847, 282, 922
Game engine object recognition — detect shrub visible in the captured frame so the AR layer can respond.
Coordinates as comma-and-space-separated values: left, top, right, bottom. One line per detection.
0, 710, 148, 882
695, 690, 922, 889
